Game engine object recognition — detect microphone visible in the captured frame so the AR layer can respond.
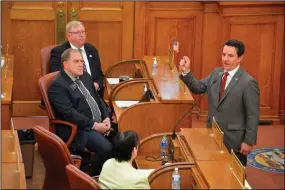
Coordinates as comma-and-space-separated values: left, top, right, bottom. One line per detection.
172, 79, 217, 139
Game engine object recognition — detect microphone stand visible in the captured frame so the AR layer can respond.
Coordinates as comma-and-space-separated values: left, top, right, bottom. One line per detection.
172, 80, 217, 140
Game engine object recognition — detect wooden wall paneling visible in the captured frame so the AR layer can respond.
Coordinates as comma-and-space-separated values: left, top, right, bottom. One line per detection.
4, 1, 57, 116
1, 2, 11, 55
198, 2, 223, 120
68, 1, 134, 73
135, 2, 204, 69
221, 15, 283, 123
134, 2, 204, 115
279, 47, 284, 124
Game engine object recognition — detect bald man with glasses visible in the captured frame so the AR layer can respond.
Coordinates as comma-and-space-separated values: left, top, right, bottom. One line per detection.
50, 21, 105, 98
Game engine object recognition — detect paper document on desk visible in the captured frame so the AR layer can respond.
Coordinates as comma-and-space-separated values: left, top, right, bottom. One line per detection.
107, 78, 120, 84
107, 78, 133, 85
245, 180, 251, 189
137, 169, 155, 178
115, 101, 139, 108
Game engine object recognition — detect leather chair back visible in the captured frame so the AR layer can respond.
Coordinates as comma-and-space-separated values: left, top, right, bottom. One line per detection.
40, 45, 56, 76
65, 164, 101, 189
38, 71, 59, 120
34, 125, 73, 190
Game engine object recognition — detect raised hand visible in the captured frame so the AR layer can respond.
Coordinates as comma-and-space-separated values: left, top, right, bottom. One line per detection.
179, 56, 191, 73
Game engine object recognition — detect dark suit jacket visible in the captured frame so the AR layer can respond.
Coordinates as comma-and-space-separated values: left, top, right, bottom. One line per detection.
48, 70, 109, 151
180, 67, 260, 152
50, 41, 105, 97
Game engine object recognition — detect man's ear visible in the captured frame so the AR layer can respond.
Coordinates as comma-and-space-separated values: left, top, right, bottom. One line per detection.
66, 33, 70, 41
63, 61, 67, 69
238, 55, 244, 63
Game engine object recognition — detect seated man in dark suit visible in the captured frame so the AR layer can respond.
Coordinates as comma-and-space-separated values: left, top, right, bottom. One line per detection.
48, 48, 117, 175
50, 20, 105, 98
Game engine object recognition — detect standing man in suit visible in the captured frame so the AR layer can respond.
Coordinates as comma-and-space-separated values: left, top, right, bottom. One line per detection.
49, 48, 117, 175
50, 21, 105, 98
179, 39, 260, 166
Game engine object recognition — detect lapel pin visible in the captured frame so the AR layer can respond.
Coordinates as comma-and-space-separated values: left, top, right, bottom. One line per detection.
89, 55, 92, 58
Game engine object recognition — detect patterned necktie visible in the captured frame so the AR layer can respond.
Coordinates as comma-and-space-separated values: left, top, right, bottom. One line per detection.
219, 71, 229, 100
78, 48, 87, 72
75, 79, 102, 122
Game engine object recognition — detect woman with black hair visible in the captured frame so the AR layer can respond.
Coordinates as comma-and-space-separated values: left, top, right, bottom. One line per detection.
99, 130, 150, 189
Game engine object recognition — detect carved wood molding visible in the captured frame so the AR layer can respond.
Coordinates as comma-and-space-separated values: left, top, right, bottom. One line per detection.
218, 1, 284, 16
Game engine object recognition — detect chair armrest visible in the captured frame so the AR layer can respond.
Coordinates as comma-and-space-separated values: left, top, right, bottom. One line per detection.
50, 119, 78, 147
71, 154, 82, 169
92, 175, 99, 182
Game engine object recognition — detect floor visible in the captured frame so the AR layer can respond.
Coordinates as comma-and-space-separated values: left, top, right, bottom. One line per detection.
26, 116, 284, 189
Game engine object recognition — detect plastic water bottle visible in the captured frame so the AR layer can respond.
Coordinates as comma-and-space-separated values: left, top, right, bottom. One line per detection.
160, 135, 168, 162
172, 168, 181, 189
152, 57, 158, 75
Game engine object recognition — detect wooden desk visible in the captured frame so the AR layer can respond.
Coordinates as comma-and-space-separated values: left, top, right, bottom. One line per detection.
1, 77, 14, 129
1, 55, 14, 78
1, 129, 27, 189
1, 130, 23, 163
11, 116, 50, 130
178, 128, 230, 161
2, 163, 27, 189
135, 129, 246, 189
106, 56, 194, 139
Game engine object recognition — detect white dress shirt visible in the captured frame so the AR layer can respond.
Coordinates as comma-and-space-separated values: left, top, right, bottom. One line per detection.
70, 43, 92, 76
224, 65, 240, 89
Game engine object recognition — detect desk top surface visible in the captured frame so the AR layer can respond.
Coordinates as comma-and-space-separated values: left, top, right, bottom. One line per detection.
180, 128, 231, 161
143, 56, 193, 103
1, 163, 27, 189
1, 130, 23, 163
1, 77, 13, 104
196, 160, 243, 189
1, 55, 14, 78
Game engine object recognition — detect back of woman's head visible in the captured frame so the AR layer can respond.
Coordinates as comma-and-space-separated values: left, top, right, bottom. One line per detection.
113, 131, 139, 162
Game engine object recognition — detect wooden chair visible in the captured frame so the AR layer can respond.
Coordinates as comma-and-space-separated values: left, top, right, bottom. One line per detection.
65, 164, 101, 189
148, 162, 196, 189
38, 71, 78, 147
105, 59, 148, 79
38, 71, 94, 174
40, 45, 57, 110
40, 45, 57, 76
34, 126, 82, 190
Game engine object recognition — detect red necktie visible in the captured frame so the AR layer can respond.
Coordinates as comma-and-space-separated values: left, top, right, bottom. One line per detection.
219, 72, 229, 100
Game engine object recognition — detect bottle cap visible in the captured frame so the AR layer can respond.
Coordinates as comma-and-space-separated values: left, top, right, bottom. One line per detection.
153, 57, 157, 65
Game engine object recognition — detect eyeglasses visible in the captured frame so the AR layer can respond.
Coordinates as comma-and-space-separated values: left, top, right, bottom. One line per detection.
69, 30, 85, 35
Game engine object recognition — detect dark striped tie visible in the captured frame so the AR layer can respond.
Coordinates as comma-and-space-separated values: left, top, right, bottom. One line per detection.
78, 48, 87, 72
75, 79, 102, 122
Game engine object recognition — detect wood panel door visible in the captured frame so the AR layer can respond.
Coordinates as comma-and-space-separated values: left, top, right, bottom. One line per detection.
1, 1, 134, 116
2, 1, 57, 116
221, 17, 284, 124
199, 2, 284, 124
68, 1, 134, 72
135, 2, 203, 71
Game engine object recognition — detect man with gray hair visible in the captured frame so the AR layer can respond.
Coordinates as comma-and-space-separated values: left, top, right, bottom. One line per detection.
49, 48, 117, 175
50, 21, 105, 98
